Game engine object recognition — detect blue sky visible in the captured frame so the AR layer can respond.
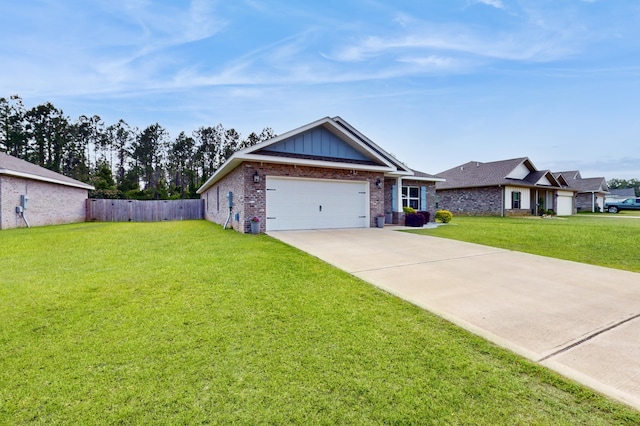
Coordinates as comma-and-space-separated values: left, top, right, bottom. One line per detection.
1, 0, 639, 179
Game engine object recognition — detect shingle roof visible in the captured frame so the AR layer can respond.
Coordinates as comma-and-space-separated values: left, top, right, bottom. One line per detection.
553, 170, 608, 192
436, 157, 536, 189
410, 169, 444, 180
436, 157, 569, 191
570, 177, 608, 192
609, 188, 635, 197
0, 152, 93, 190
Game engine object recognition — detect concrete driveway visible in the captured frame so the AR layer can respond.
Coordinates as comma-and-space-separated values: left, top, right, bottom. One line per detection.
268, 227, 640, 410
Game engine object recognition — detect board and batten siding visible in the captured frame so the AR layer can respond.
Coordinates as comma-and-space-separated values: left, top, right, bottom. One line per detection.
264, 127, 370, 162
504, 186, 531, 210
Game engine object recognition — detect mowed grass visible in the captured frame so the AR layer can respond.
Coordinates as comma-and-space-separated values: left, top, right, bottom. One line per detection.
1, 221, 639, 424
409, 215, 640, 273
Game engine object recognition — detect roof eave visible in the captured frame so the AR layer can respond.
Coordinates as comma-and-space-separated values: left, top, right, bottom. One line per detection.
0, 169, 94, 190
196, 153, 397, 194
241, 116, 398, 171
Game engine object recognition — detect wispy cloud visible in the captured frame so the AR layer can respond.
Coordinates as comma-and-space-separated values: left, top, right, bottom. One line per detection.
473, 0, 505, 9
325, 4, 592, 68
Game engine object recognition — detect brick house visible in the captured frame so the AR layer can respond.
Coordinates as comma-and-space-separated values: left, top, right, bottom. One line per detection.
197, 116, 443, 233
435, 157, 577, 216
552, 171, 608, 213
0, 152, 94, 230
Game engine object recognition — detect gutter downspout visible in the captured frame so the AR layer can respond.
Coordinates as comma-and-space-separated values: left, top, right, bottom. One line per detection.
499, 185, 505, 217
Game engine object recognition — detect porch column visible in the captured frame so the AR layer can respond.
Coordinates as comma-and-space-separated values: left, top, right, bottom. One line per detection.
395, 177, 403, 212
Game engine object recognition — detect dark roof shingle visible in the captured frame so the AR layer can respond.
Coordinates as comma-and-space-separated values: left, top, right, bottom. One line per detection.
0, 152, 93, 189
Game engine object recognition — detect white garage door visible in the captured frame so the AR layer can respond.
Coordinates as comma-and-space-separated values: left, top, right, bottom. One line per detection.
556, 191, 574, 216
266, 177, 369, 231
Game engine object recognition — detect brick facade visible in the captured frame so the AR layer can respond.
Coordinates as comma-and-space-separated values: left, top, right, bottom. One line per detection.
0, 175, 88, 230
437, 186, 504, 216
382, 178, 437, 225
202, 161, 385, 233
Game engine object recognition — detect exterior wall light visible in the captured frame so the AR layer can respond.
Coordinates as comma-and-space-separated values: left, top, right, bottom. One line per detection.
375, 178, 382, 189
253, 171, 260, 183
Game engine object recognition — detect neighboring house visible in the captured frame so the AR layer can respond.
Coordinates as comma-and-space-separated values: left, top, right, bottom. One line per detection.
435, 157, 577, 216
552, 171, 608, 213
607, 188, 636, 203
197, 116, 444, 233
0, 152, 94, 230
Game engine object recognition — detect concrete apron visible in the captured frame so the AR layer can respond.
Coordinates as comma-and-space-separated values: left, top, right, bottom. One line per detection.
268, 227, 640, 410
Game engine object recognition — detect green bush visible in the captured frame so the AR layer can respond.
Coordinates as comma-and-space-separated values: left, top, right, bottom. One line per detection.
435, 210, 453, 223
403, 206, 416, 214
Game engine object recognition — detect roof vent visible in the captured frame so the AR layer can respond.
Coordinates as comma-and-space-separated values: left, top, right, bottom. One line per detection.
460, 166, 464, 171
476, 162, 480, 167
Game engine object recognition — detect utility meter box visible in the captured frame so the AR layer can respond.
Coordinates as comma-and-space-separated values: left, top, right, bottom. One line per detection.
20, 195, 29, 210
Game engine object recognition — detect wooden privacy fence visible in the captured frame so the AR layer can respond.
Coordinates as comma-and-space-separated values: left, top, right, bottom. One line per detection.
87, 199, 204, 222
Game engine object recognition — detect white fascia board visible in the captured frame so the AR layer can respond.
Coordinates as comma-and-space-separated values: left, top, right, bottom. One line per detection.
195, 154, 242, 194
242, 117, 333, 154
332, 117, 411, 172
405, 176, 446, 183
0, 169, 94, 190
196, 152, 395, 195
241, 153, 394, 173
384, 170, 446, 182
243, 117, 397, 170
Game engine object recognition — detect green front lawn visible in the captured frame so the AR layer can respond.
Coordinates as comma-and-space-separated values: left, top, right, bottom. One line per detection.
411, 215, 640, 273
1, 221, 639, 424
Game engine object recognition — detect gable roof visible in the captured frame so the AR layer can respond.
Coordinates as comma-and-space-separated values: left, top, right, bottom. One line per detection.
436, 157, 566, 190
0, 152, 94, 190
608, 188, 635, 197
197, 116, 442, 194
553, 171, 608, 193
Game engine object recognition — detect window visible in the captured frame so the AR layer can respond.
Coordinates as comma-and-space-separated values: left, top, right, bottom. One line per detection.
511, 191, 521, 209
402, 186, 420, 210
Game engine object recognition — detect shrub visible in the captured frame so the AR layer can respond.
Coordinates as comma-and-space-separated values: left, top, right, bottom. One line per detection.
417, 211, 430, 223
405, 213, 425, 227
435, 210, 453, 223
403, 206, 416, 214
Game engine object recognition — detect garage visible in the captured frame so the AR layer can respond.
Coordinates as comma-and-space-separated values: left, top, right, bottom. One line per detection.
266, 177, 369, 231
556, 190, 574, 216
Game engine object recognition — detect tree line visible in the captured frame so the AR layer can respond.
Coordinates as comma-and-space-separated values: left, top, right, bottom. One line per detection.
0, 95, 275, 199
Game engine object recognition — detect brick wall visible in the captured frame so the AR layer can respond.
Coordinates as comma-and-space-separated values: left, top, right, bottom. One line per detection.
383, 178, 437, 224
0, 175, 88, 230
403, 179, 437, 221
201, 161, 385, 233
437, 186, 504, 216
202, 166, 246, 232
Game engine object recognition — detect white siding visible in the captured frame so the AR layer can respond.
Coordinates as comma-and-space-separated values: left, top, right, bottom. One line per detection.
505, 186, 530, 210
505, 163, 530, 179
538, 175, 553, 186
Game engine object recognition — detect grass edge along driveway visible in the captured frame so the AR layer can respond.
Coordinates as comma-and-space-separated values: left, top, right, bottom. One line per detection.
407, 215, 640, 273
1, 221, 639, 424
